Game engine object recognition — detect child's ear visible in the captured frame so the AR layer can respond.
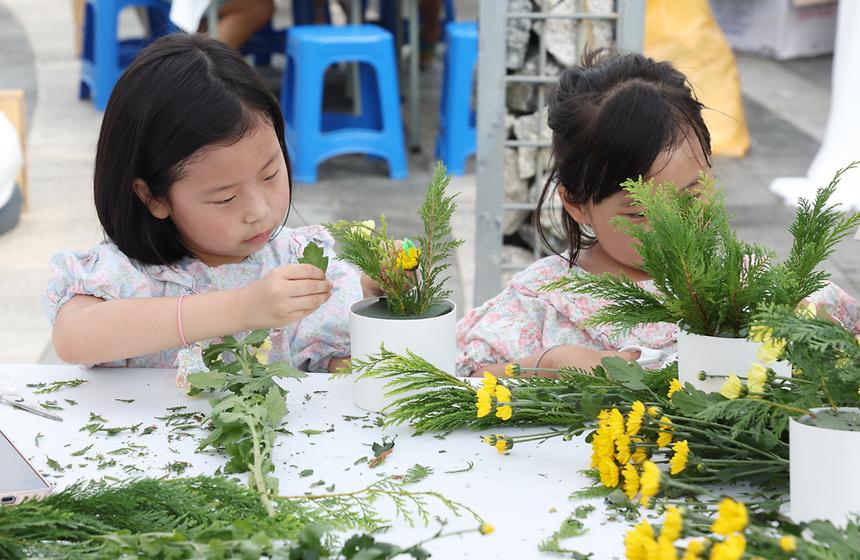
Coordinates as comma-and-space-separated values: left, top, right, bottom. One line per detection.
132, 178, 170, 219
557, 185, 590, 225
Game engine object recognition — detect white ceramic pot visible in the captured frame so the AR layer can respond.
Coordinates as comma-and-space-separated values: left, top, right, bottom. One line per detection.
676, 330, 790, 393
349, 297, 457, 412
790, 407, 860, 526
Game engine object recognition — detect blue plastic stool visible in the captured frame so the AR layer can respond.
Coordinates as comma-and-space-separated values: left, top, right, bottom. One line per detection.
281, 25, 408, 183
79, 0, 175, 110
435, 21, 477, 176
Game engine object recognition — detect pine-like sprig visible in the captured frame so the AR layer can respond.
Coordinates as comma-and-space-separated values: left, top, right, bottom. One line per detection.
546, 166, 860, 337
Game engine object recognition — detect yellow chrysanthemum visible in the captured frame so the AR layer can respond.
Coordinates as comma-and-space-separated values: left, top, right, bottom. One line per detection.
639, 461, 661, 507
682, 539, 705, 560
504, 363, 521, 377
615, 433, 632, 464
631, 445, 649, 464
350, 219, 376, 238
719, 374, 743, 400
482, 435, 495, 445
756, 338, 786, 364
656, 417, 674, 448
748, 325, 773, 343
481, 372, 498, 392
598, 457, 620, 488
608, 408, 625, 439
591, 431, 615, 467
395, 246, 420, 271
495, 404, 512, 421
660, 506, 683, 543
494, 384, 511, 403
625, 518, 657, 560
647, 406, 660, 418
494, 436, 511, 454
746, 363, 768, 397
670, 440, 690, 475
656, 538, 678, 560
479, 523, 494, 535
709, 533, 746, 560
256, 351, 270, 366
778, 535, 796, 552
627, 401, 646, 435
856, 335, 860, 347
711, 498, 748, 536
476, 388, 492, 418
260, 336, 273, 352
622, 463, 640, 500
668, 378, 684, 399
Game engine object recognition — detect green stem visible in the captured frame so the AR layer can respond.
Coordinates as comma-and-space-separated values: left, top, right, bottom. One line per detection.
245, 416, 276, 517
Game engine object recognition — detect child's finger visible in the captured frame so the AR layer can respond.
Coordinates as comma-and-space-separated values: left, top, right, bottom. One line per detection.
280, 263, 327, 280
285, 279, 331, 296
288, 292, 331, 313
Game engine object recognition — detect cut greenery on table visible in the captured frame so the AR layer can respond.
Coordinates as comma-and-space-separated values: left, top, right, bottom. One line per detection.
327, 162, 463, 317
545, 164, 860, 337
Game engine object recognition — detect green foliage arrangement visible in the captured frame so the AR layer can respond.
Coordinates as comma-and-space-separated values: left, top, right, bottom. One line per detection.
544, 164, 860, 337
187, 329, 305, 516
327, 163, 463, 317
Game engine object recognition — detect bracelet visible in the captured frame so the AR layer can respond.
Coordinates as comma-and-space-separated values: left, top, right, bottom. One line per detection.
534, 345, 560, 369
177, 295, 190, 347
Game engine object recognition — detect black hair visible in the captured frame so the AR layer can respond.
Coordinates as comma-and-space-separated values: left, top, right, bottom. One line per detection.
94, 33, 291, 265
535, 49, 712, 267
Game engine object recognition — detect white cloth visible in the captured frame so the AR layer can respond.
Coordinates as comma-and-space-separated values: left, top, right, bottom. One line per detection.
0, 113, 23, 209
169, 0, 212, 33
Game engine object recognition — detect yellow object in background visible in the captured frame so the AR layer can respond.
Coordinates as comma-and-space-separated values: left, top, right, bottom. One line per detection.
644, 0, 750, 158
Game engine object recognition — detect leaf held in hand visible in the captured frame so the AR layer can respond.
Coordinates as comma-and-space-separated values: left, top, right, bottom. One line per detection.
298, 242, 328, 272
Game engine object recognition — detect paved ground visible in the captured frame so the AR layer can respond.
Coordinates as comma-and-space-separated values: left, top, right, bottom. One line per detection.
0, 1, 855, 365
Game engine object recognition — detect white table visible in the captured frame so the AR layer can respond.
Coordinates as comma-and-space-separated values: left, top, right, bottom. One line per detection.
0, 364, 626, 558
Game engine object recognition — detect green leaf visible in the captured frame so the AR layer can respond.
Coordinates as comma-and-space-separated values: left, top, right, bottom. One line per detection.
600, 357, 648, 390
298, 242, 329, 272
263, 385, 287, 426
188, 371, 229, 389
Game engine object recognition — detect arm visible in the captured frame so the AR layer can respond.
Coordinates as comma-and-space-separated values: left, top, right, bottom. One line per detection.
471, 345, 640, 378
52, 264, 331, 365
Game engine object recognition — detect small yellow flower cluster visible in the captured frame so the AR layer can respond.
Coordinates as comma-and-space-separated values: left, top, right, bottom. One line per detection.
482, 434, 511, 454
475, 372, 512, 421
624, 498, 750, 560
624, 506, 683, 560
668, 378, 684, 399
249, 336, 274, 366
479, 523, 494, 535
719, 363, 772, 401
591, 405, 688, 504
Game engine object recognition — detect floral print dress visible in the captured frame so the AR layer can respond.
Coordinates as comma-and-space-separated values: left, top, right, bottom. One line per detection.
43, 226, 363, 371
456, 255, 860, 377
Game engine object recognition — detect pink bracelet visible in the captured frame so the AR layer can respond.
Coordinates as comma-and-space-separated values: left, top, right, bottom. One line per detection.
177, 295, 190, 347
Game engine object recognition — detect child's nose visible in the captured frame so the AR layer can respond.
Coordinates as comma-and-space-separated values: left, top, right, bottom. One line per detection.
243, 189, 269, 223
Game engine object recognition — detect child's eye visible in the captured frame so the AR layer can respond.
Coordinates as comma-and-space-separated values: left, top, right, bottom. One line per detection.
264, 169, 279, 182
214, 196, 236, 206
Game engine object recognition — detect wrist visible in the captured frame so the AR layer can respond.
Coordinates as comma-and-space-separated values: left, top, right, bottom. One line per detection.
231, 287, 253, 331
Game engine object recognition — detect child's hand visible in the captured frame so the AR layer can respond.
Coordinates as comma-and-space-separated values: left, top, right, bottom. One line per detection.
361, 273, 383, 298
239, 264, 332, 329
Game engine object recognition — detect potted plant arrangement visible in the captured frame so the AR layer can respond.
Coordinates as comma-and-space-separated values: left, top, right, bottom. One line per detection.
328, 163, 463, 412
746, 299, 860, 526
547, 165, 860, 392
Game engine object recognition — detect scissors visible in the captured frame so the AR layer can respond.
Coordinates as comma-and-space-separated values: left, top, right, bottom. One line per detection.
0, 375, 63, 422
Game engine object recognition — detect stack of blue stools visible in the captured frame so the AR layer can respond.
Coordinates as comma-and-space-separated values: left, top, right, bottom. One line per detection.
281, 25, 407, 183
435, 21, 477, 176
80, 0, 175, 110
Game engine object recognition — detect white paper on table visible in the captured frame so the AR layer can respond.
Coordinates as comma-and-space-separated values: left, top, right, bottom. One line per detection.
169, 0, 211, 33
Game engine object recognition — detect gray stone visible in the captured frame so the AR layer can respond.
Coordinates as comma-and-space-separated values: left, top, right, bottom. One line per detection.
577, 0, 614, 54
513, 112, 552, 179
506, 0, 534, 70
501, 244, 538, 285
503, 148, 532, 235
543, 0, 579, 68
505, 49, 562, 114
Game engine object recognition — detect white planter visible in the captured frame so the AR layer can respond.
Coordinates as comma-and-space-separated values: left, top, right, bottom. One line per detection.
676, 330, 790, 393
790, 408, 860, 526
349, 297, 457, 412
